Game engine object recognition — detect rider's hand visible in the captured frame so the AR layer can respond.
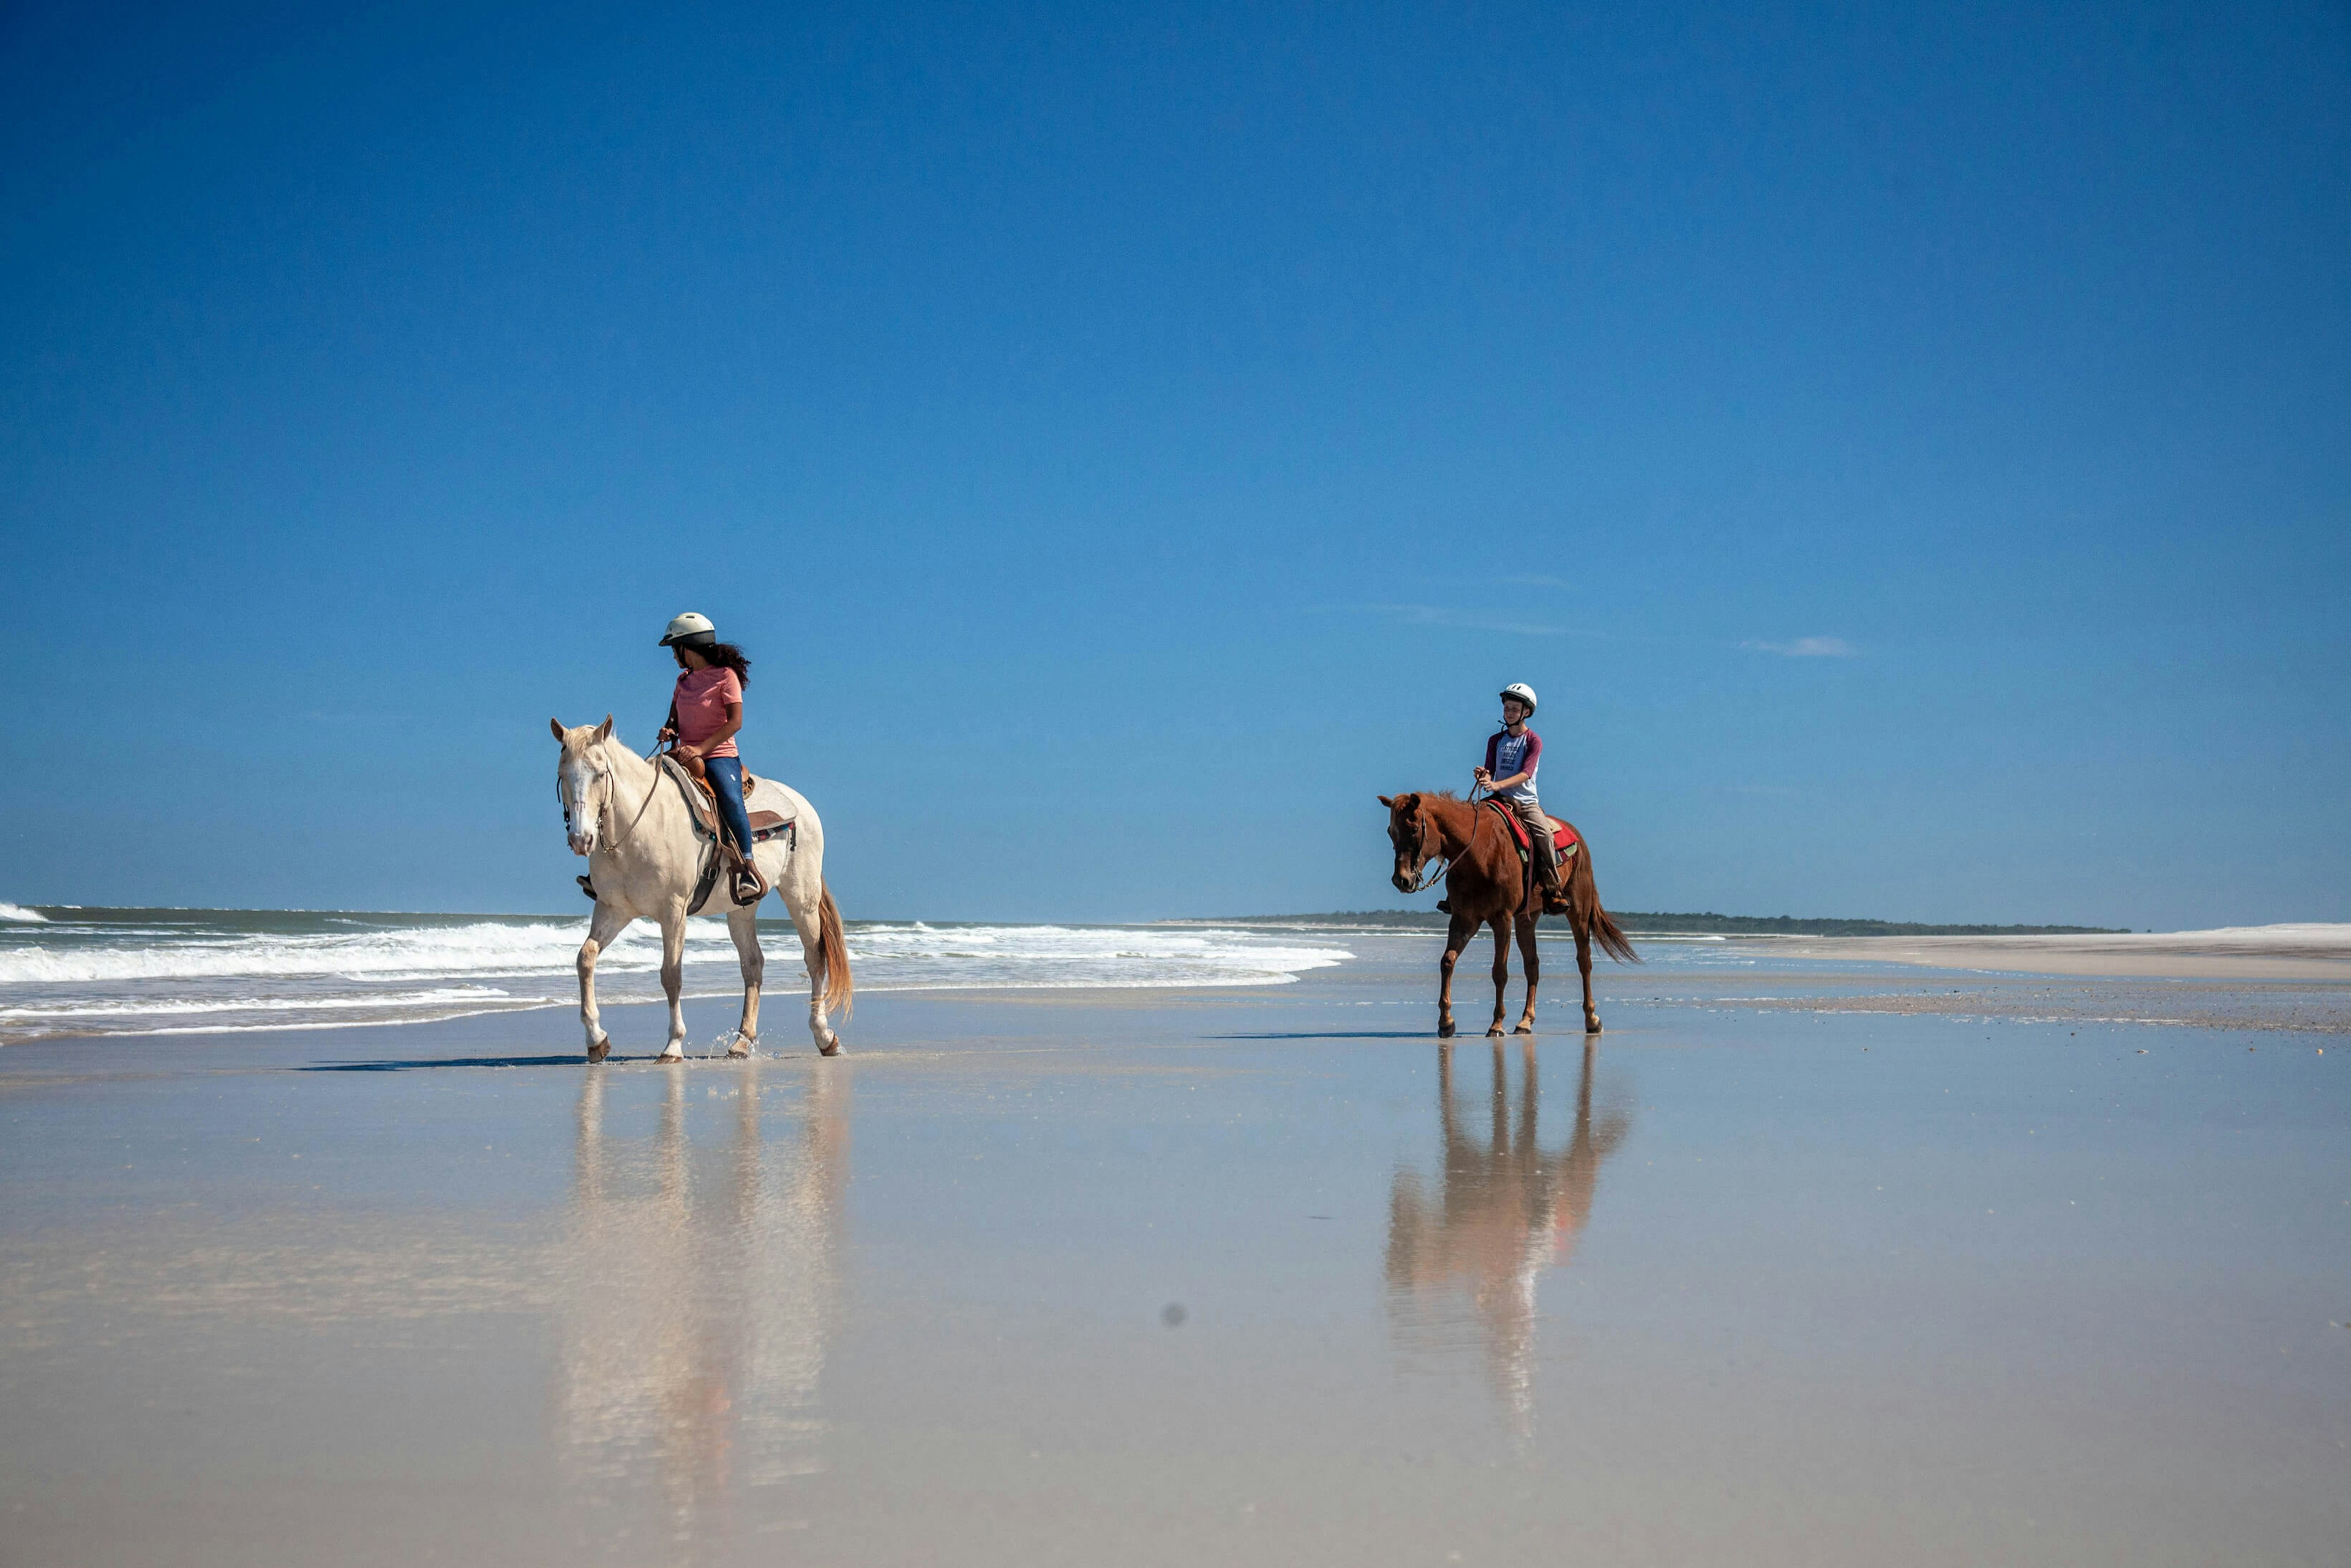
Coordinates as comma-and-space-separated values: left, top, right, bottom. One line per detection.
1473, 767, 1492, 786
673, 743, 700, 763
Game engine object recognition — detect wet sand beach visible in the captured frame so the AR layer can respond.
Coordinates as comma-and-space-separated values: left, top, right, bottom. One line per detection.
1757, 923, 2351, 982
4, 932, 2347, 1566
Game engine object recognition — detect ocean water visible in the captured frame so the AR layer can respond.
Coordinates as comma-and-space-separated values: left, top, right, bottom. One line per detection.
0, 907, 1355, 1045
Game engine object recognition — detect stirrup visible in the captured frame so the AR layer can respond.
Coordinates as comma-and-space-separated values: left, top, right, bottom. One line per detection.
577, 874, 598, 901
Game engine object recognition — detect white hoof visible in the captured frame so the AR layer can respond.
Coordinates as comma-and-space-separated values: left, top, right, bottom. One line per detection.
656, 1045, 684, 1063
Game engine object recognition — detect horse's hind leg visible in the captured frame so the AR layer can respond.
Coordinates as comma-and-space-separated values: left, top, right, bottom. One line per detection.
1513, 913, 1541, 1033
1438, 913, 1475, 1038
577, 902, 634, 1063
1570, 861, 1602, 1033
655, 909, 688, 1062
1487, 917, 1512, 1037
785, 885, 840, 1056
726, 907, 764, 1058
1577, 925, 1599, 1033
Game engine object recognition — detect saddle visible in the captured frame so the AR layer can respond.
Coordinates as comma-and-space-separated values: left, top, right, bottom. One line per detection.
658, 756, 797, 910
661, 757, 795, 846
1484, 798, 1581, 866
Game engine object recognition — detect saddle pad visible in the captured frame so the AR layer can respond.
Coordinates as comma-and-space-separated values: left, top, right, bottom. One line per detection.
740, 770, 797, 844
1487, 800, 1581, 863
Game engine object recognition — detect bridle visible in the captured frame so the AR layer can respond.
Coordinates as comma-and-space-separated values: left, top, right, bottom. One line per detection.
1398, 797, 1485, 894
1397, 793, 1499, 894
561, 738, 661, 853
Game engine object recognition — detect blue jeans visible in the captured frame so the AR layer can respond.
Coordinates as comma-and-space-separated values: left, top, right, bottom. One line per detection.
703, 756, 755, 858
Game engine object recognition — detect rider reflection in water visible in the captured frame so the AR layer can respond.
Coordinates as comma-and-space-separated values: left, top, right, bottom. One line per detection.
1386, 1041, 1630, 1433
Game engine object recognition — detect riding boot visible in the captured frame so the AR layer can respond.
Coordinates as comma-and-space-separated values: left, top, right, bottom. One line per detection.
1537, 863, 1569, 915
727, 842, 768, 905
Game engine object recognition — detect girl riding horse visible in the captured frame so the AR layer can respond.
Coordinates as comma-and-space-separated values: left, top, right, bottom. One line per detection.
657, 611, 766, 904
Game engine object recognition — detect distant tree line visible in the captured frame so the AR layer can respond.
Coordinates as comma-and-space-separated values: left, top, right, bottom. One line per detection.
1199, 911, 2130, 936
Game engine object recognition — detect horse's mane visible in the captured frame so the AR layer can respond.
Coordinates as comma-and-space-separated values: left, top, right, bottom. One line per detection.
1425, 789, 1462, 801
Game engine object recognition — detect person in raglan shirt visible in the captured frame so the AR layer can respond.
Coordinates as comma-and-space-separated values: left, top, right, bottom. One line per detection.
1472, 682, 1569, 913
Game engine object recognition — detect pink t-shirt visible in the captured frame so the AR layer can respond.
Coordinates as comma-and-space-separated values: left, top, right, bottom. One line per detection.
673, 666, 743, 758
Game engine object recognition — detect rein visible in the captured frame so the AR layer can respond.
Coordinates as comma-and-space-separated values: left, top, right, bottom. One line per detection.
1405, 793, 1488, 894
584, 740, 662, 851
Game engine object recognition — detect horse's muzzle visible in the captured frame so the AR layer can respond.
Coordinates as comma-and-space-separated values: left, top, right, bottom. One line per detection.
568, 833, 593, 857
1392, 870, 1413, 893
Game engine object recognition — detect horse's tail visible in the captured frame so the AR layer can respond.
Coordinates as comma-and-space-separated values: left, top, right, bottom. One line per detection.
816, 882, 855, 1016
1589, 898, 1641, 965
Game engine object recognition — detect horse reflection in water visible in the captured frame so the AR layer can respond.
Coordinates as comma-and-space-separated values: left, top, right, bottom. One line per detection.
1385, 1041, 1630, 1433
555, 1063, 849, 1547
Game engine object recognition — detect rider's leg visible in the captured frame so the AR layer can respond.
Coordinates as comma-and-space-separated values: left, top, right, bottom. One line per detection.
1512, 798, 1566, 904
703, 756, 765, 898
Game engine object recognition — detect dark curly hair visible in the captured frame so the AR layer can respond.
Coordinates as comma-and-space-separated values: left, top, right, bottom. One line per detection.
678, 639, 751, 686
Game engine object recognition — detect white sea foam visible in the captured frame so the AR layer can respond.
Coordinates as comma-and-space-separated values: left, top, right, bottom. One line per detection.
0, 920, 713, 986
0, 913, 1354, 1043
0, 903, 48, 924
0, 986, 527, 1021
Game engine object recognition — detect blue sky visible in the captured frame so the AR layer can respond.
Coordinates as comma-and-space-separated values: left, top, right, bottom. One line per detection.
2, 0, 2345, 926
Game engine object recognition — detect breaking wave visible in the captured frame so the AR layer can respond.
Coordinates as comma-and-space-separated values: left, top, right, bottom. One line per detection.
0, 911, 1352, 1043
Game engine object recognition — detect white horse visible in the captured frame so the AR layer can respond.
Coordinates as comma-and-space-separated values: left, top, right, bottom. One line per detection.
550, 716, 852, 1061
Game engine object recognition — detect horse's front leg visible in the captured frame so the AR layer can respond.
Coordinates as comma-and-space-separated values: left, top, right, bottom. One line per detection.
1438, 913, 1475, 1038
726, 906, 765, 1058
1513, 913, 1542, 1034
656, 907, 688, 1061
1487, 917, 1513, 1037
577, 902, 634, 1064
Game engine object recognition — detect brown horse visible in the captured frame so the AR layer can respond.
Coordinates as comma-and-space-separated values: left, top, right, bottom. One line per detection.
1378, 791, 1638, 1037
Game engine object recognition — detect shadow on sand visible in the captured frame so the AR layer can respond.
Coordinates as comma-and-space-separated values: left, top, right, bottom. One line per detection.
1211, 1030, 1445, 1041
302, 1053, 594, 1071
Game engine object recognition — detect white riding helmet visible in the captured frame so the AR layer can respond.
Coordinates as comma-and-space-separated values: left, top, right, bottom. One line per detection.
659, 611, 717, 648
1500, 682, 1538, 714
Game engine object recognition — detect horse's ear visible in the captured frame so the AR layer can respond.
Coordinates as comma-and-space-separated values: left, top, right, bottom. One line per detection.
1377, 795, 1393, 809
550, 718, 566, 741
595, 715, 613, 743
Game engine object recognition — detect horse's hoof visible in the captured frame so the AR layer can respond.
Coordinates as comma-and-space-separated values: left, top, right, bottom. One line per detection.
1586, 1019, 1603, 1035
1513, 1026, 1536, 1036
1437, 1022, 1456, 1039
586, 1038, 610, 1064
819, 1038, 842, 1057
657, 1046, 684, 1063
1486, 1026, 1506, 1039
726, 1044, 751, 1060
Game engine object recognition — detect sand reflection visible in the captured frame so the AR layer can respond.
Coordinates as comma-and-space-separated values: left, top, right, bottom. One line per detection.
1385, 1041, 1630, 1431
555, 1063, 849, 1545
